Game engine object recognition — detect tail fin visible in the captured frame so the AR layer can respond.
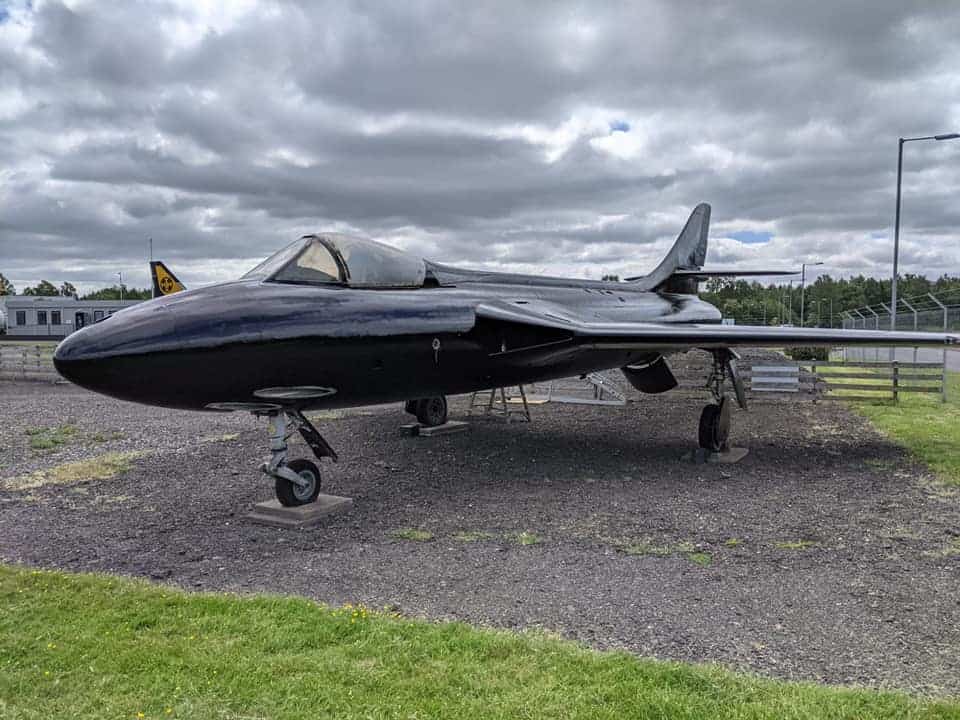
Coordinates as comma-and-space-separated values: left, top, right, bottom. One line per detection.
627, 203, 710, 292
150, 261, 186, 297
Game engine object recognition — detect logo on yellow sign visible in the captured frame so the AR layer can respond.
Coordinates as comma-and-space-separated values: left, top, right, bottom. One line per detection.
154, 264, 183, 295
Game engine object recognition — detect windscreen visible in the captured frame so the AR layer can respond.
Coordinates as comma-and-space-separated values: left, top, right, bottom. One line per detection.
271, 242, 343, 284
241, 239, 309, 280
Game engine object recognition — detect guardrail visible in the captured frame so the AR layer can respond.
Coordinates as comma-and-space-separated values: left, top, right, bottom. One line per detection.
0, 343, 60, 382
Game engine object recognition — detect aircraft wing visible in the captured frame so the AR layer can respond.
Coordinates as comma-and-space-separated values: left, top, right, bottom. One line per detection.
475, 301, 959, 357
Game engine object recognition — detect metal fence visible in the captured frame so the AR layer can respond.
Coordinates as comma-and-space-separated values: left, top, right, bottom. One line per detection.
840, 290, 960, 334
839, 290, 960, 370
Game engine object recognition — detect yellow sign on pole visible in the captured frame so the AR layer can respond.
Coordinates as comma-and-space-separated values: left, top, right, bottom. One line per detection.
150, 261, 185, 296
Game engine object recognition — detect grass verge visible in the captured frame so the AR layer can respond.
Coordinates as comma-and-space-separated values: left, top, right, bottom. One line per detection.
1, 565, 957, 719
819, 368, 960, 486
25, 424, 78, 451
388, 528, 433, 542
510, 530, 542, 546
3, 451, 144, 491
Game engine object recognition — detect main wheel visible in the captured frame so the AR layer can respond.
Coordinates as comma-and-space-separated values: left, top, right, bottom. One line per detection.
698, 397, 731, 452
275, 458, 321, 507
415, 396, 448, 427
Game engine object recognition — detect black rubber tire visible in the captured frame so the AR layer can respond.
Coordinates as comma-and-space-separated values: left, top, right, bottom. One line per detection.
698, 397, 731, 452
404, 400, 418, 415
275, 458, 321, 507
415, 396, 448, 427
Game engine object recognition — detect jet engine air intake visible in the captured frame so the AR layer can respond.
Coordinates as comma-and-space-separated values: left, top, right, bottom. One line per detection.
621, 354, 678, 394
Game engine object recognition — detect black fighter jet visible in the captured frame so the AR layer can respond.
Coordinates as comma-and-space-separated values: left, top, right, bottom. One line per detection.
54, 204, 957, 506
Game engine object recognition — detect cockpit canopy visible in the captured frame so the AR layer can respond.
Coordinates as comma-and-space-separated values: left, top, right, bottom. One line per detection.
242, 234, 427, 288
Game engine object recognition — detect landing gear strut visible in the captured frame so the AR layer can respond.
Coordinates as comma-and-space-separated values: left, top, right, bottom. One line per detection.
260, 409, 338, 506
698, 350, 745, 452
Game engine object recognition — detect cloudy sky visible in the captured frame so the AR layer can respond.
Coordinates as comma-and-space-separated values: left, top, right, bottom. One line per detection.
1, 0, 959, 293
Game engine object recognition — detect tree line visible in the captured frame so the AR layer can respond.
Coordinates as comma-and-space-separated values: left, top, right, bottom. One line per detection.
701, 273, 960, 326
0, 273, 151, 301
4, 269, 960, 323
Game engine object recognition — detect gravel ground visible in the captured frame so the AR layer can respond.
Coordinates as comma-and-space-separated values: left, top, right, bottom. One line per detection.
1, 350, 958, 696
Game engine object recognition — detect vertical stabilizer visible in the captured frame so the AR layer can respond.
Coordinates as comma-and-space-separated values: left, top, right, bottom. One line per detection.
150, 261, 186, 297
628, 203, 711, 292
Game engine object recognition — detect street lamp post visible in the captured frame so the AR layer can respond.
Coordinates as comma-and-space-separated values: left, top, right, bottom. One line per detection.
800, 262, 823, 327
891, 133, 960, 331
117, 271, 123, 302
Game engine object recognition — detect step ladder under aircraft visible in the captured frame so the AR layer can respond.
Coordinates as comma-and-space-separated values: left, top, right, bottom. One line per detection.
468, 386, 532, 422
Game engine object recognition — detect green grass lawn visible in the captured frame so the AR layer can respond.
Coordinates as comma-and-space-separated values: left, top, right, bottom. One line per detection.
1, 565, 957, 719
816, 368, 960, 486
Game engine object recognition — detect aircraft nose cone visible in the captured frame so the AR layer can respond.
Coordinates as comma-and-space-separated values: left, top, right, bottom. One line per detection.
53, 324, 98, 384
53, 321, 113, 389
53, 303, 176, 394
53, 326, 92, 365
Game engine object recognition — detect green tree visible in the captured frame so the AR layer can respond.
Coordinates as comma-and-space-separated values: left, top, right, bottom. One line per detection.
59, 281, 77, 298
0, 273, 14, 296
699, 272, 960, 328
23, 280, 59, 296
81, 286, 151, 301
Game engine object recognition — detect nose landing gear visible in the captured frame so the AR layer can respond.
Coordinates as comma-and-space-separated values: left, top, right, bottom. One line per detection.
261, 409, 338, 506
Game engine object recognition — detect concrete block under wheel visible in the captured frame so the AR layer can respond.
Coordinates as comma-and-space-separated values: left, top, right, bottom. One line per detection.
419, 420, 469, 437
688, 446, 749, 464
400, 420, 469, 437
247, 494, 353, 528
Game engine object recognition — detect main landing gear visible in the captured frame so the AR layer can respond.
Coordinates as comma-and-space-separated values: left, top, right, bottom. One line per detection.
697, 349, 747, 453
261, 409, 338, 506
404, 395, 448, 427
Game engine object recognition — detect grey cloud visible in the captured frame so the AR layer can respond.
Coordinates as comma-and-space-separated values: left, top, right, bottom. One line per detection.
1, 0, 958, 294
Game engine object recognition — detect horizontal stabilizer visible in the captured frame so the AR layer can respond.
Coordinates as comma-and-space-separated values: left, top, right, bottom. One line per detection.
625, 268, 797, 282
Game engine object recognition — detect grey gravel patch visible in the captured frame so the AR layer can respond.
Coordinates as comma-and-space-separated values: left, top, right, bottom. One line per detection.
0, 349, 958, 696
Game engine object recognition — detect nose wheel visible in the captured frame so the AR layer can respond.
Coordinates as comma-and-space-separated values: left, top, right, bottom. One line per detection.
259, 409, 337, 507
275, 458, 321, 506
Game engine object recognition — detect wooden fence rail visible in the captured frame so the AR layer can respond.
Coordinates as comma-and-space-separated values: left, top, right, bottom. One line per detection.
0, 344, 60, 382
745, 360, 946, 403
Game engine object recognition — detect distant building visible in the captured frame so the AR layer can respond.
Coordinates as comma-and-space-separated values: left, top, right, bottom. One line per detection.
1, 295, 143, 339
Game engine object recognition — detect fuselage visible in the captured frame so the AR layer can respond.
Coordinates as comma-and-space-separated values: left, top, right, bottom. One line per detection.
53, 272, 721, 411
